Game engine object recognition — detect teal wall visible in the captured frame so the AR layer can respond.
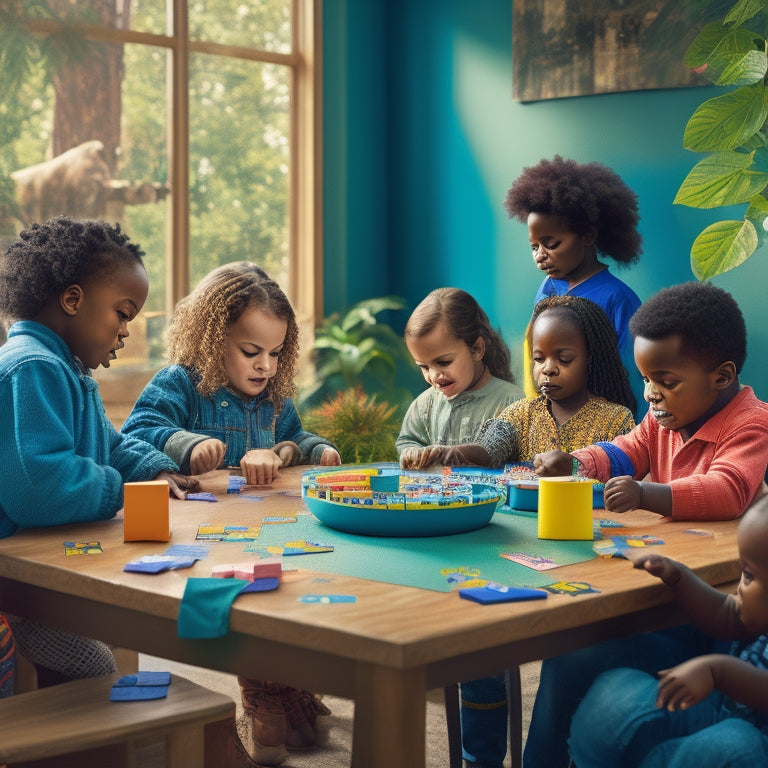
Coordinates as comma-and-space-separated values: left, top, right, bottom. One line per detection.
323, 0, 768, 396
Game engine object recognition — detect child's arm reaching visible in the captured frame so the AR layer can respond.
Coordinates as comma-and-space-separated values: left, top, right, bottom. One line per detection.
399, 443, 492, 470
625, 550, 751, 641
655, 655, 768, 713
189, 438, 226, 474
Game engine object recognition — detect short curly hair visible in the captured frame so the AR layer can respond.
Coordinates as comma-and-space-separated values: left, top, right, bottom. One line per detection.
0, 216, 144, 323
504, 155, 642, 265
167, 262, 299, 404
629, 281, 746, 373
405, 287, 515, 383
528, 295, 635, 413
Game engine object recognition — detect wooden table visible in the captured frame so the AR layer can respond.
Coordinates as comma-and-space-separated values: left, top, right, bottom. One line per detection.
0, 467, 741, 767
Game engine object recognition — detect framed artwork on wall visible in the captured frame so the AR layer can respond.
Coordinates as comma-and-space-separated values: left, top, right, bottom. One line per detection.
513, 0, 711, 102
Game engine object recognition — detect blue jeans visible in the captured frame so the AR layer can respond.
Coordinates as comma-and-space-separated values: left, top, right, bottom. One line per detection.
460, 673, 508, 767
522, 626, 715, 768
569, 667, 768, 768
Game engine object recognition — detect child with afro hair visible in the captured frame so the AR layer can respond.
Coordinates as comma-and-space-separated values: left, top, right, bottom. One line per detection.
505, 155, 644, 417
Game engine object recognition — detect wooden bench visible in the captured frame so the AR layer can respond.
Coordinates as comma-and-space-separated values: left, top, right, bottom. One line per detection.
0, 672, 237, 768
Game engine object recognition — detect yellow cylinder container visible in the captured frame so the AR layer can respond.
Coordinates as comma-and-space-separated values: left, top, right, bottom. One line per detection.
537, 477, 593, 540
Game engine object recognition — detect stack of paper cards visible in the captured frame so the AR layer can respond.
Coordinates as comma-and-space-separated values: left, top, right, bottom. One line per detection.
110, 671, 171, 701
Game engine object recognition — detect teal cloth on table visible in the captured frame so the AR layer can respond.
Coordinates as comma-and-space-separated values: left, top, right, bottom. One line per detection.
250, 510, 596, 592
178, 577, 250, 638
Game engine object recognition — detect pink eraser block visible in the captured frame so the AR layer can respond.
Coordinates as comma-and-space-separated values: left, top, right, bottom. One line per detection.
252, 556, 282, 579
212, 564, 235, 578
233, 562, 257, 581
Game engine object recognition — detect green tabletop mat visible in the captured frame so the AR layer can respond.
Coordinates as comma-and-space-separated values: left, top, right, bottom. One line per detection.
252, 510, 597, 592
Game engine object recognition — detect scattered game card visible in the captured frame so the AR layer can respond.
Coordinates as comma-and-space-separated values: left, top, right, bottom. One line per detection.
185, 491, 218, 502
543, 580, 600, 597
459, 585, 548, 604
245, 540, 334, 556
196, 523, 262, 542
64, 541, 103, 556
594, 534, 665, 558
110, 671, 171, 701
500, 552, 561, 571
299, 594, 356, 603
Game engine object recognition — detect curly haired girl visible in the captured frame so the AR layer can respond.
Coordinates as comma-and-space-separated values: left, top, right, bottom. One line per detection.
123, 261, 340, 766
123, 261, 340, 486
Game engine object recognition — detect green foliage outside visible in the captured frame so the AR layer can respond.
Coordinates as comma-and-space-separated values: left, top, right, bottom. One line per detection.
675, 0, 768, 279
0, 0, 292, 341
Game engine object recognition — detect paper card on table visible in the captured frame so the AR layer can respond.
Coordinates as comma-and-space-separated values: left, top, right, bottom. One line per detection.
245, 540, 334, 556
594, 534, 665, 558
299, 594, 356, 604
500, 552, 561, 571
185, 491, 218, 502
195, 523, 261, 542
64, 541, 102, 556
164, 545, 210, 559
459, 585, 548, 604
543, 581, 600, 597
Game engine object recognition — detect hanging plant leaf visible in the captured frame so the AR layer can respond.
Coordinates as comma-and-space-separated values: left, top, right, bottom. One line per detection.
724, 0, 767, 28
690, 218, 758, 279
674, 151, 768, 207
683, 83, 768, 152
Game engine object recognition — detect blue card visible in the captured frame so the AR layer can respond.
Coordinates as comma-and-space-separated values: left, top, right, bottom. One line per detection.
458, 586, 548, 604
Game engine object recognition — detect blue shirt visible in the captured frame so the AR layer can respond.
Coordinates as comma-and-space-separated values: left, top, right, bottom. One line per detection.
536, 268, 645, 420
122, 364, 335, 472
0, 321, 179, 538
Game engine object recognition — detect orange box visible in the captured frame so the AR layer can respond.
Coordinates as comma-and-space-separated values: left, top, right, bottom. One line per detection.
123, 481, 170, 542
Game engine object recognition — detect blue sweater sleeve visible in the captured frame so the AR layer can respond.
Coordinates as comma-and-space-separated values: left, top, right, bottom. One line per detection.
0, 360, 123, 533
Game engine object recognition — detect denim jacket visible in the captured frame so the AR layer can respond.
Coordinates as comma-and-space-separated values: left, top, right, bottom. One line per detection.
122, 364, 335, 473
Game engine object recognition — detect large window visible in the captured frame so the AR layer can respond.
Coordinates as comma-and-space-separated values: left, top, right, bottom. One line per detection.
0, 0, 321, 423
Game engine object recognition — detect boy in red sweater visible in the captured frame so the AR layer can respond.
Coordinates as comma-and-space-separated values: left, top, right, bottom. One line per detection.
525, 281, 768, 767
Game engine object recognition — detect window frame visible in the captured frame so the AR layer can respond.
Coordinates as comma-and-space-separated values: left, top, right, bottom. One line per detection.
22, 0, 323, 328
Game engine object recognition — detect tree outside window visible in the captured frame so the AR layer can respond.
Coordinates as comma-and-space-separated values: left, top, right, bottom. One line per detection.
0, 0, 319, 423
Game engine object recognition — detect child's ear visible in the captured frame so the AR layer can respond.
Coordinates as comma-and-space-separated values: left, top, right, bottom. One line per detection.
471, 336, 486, 361
582, 227, 598, 247
60, 285, 83, 316
714, 361, 737, 389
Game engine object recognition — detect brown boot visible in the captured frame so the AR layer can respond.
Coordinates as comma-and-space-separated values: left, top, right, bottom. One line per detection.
237, 678, 289, 766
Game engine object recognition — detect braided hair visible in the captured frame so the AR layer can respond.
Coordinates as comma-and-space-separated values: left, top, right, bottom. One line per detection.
504, 155, 642, 265
167, 262, 298, 404
405, 287, 516, 383
528, 295, 635, 412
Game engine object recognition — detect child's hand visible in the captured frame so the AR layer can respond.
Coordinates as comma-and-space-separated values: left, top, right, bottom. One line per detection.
603, 476, 641, 513
532, 450, 573, 476
190, 438, 226, 474
625, 549, 682, 587
656, 657, 716, 711
400, 446, 447, 470
240, 448, 284, 485
273, 441, 301, 466
155, 471, 200, 499
320, 447, 342, 466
